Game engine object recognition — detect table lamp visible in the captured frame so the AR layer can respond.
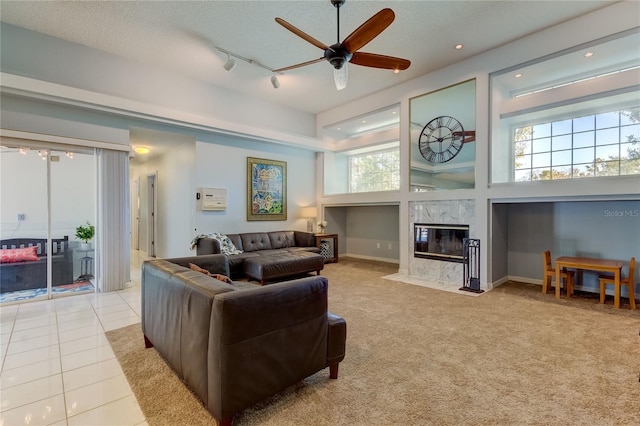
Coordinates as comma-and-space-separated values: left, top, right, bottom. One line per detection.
300, 206, 317, 232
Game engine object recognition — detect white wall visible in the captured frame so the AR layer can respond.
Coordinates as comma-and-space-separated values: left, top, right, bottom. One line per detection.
194, 133, 316, 237
130, 134, 196, 259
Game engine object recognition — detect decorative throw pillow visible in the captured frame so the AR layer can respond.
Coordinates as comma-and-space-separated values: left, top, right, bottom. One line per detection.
188, 263, 232, 284
0, 246, 39, 263
210, 273, 232, 284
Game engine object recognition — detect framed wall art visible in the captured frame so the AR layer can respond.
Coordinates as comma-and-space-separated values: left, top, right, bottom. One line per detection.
247, 157, 287, 221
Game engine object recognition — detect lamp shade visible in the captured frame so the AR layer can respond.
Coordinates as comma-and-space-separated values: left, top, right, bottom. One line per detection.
300, 206, 317, 218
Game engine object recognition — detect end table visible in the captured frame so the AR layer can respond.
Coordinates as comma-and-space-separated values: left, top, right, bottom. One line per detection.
314, 233, 338, 263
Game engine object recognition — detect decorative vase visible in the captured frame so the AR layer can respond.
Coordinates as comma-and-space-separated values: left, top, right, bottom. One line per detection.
80, 242, 91, 251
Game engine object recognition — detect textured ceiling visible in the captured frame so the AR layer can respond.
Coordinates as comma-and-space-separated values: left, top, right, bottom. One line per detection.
0, 0, 615, 115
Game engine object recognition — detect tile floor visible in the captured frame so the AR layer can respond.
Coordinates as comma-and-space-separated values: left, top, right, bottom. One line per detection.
0, 251, 149, 425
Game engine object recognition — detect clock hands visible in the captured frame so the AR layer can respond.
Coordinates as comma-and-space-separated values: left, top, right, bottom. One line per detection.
418, 115, 466, 164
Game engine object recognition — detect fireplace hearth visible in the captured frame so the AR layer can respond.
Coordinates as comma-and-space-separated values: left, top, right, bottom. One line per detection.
414, 223, 469, 263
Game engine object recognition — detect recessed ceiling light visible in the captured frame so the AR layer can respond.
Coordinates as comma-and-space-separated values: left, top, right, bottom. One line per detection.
454, 44, 463, 50
514, 73, 523, 78
584, 52, 594, 58
392, 111, 396, 114
362, 120, 367, 123
134, 146, 150, 154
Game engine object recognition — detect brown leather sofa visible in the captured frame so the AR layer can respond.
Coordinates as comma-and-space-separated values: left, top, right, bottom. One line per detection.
141, 254, 347, 426
195, 231, 323, 282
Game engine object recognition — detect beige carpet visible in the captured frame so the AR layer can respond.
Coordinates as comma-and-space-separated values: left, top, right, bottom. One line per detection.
106, 258, 640, 425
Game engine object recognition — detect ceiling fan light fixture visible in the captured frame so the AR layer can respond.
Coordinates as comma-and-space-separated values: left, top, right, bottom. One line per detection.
270, 74, 280, 89
223, 55, 236, 72
334, 64, 348, 91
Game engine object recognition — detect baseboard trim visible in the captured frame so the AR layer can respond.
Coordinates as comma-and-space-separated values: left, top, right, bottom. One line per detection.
342, 253, 400, 265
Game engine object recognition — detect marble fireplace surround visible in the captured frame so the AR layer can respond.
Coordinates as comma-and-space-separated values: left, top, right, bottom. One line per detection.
408, 199, 476, 291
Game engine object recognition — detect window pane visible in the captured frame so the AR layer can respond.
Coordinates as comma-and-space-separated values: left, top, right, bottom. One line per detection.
596, 111, 619, 129
595, 128, 619, 145
514, 169, 531, 181
620, 109, 640, 125
515, 139, 531, 155
532, 123, 551, 138
620, 158, 640, 175
552, 150, 571, 165
552, 119, 572, 135
551, 165, 572, 179
531, 167, 550, 180
510, 107, 639, 183
621, 123, 640, 142
349, 149, 399, 193
552, 134, 572, 150
573, 147, 594, 163
532, 152, 550, 168
595, 144, 619, 160
573, 131, 594, 148
620, 142, 639, 159
573, 115, 594, 132
532, 137, 550, 153
573, 163, 594, 178
516, 154, 531, 169
595, 159, 619, 176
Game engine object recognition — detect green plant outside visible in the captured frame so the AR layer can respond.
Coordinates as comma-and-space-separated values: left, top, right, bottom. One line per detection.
75, 221, 95, 243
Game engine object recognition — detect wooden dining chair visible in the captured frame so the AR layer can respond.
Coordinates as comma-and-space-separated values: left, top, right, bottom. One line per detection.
599, 257, 636, 310
542, 250, 575, 296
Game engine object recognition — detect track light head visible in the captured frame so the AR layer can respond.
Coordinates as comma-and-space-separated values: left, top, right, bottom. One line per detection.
270, 75, 280, 89
223, 56, 236, 72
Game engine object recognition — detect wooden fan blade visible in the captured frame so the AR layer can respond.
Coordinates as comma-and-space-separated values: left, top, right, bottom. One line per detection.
275, 17, 329, 51
342, 8, 395, 54
350, 52, 410, 70
273, 57, 325, 73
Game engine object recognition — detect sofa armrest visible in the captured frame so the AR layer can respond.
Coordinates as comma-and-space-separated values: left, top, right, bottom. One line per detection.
326, 311, 346, 378
196, 237, 222, 255
208, 276, 330, 421
294, 231, 314, 247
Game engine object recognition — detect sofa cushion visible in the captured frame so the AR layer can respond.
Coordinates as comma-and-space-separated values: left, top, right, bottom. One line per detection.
240, 233, 273, 252
268, 231, 295, 249
0, 246, 39, 263
225, 234, 243, 252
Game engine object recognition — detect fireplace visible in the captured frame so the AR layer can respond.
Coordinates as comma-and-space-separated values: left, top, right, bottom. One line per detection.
414, 223, 469, 263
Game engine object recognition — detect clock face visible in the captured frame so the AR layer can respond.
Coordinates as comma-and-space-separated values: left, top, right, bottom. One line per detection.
418, 116, 465, 163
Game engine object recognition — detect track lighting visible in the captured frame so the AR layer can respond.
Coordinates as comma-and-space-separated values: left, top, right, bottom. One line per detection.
216, 46, 283, 89
270, 75, 280, 89
223, 55, 236, 72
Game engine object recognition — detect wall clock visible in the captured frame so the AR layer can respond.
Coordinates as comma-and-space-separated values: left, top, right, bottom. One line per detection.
419, 115, 465, 163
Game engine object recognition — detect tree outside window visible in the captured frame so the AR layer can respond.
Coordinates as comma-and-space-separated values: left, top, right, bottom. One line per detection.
513, 107, 640, 181
349, 149, 400, 193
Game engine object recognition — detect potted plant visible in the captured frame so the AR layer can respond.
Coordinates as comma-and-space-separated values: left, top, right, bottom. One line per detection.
75, 221, 95, 250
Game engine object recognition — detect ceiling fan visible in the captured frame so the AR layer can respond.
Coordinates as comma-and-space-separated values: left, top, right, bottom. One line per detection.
274, 0, 411, 90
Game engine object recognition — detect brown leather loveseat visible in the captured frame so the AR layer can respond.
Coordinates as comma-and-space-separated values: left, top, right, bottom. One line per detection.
141, 254, 346, 425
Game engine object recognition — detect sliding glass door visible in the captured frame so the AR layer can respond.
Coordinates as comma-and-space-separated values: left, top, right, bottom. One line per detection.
0, 143, 96, 303
50, 148, 96, 295
0, 146, 49, 302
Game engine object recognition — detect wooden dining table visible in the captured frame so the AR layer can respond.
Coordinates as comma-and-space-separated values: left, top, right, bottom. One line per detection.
555, 256, 624, 304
